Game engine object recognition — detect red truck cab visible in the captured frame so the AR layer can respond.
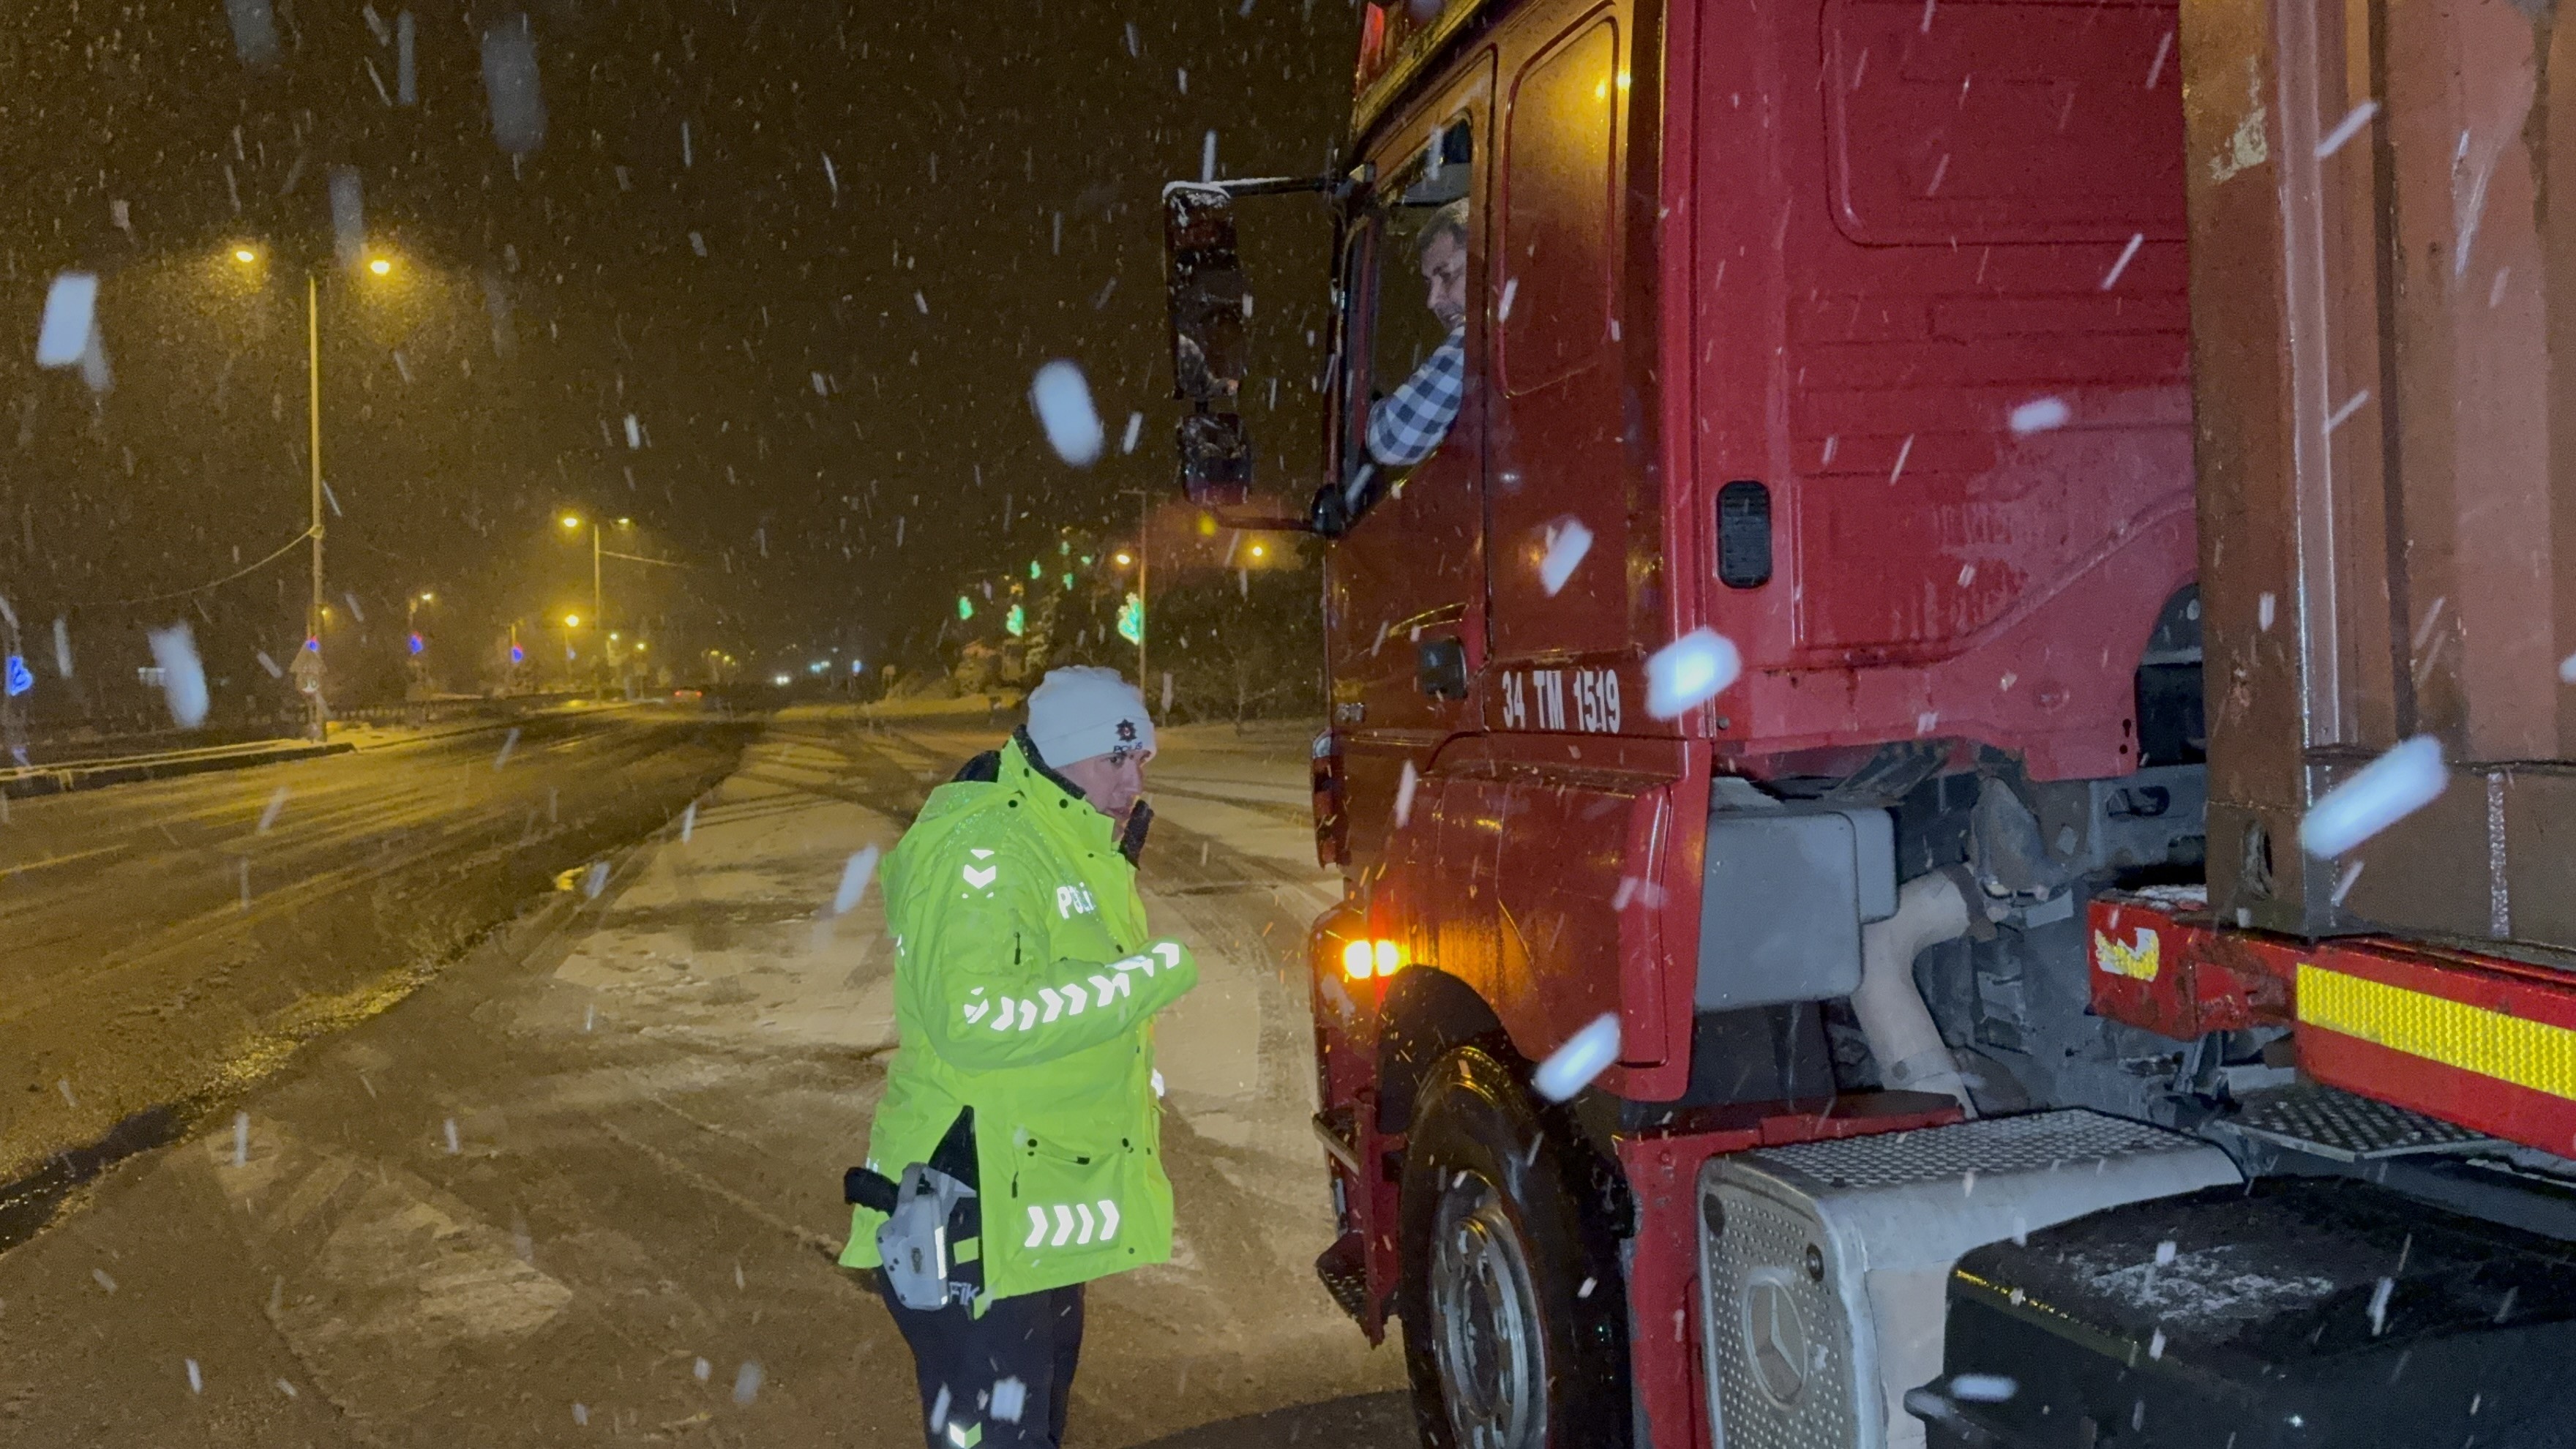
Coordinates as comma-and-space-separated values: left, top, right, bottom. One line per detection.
1161, 1, 2576, 1446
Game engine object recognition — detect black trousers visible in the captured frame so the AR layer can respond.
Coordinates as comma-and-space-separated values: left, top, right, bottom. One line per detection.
877, 1271, 1085, 1448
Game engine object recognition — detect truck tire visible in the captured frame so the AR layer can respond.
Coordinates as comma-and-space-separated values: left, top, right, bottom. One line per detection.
1398, 1044, 1629, 1449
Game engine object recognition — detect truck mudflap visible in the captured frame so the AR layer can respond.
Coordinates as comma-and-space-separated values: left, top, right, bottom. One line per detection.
2089, 891, 2576, 1157
1690, 1110, 2237, 1449
1911, 1178, 2576, 1449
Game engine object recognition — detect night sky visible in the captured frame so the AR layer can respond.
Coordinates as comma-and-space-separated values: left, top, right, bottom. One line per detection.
0, 0, 1356, 714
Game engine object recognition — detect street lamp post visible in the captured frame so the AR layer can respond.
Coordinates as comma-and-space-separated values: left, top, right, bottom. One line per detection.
235, 244, 399, 738
560, 515, 659, 694
561, 514, 602, 630
302, 272, 326, 738
405, 591, 435, 698
559, 515, 606, 694
1119, 490, 1151, 692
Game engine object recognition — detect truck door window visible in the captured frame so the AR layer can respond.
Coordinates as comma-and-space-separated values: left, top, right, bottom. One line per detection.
1499, 19, 1618, 396
1335, 119, 1475, 524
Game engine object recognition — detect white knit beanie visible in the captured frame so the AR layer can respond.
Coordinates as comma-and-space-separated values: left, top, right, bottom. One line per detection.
1025, 666, 1156, 768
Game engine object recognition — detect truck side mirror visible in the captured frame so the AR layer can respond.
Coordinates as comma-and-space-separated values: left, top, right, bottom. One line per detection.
1176, 411, 1253, 506
1164, 184, 1256, 504
1164, 184, 1248, 406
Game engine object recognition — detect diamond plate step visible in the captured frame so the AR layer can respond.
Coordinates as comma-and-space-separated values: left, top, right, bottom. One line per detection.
2230, 1083, 2499, 1161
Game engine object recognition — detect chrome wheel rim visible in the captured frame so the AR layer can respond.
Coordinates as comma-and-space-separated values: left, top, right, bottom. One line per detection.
1428, 1172, 1547, 1449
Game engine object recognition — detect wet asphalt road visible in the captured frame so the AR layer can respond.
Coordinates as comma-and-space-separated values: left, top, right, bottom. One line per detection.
0, 706, 755, 1210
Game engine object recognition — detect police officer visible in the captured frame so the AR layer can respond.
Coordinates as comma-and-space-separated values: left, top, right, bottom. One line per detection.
843, 667, 1197, 1449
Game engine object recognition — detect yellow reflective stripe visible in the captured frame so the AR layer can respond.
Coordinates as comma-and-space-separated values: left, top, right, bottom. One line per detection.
2296, 963, 2576, 1102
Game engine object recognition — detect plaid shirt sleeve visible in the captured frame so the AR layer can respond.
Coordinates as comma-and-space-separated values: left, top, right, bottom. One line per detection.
1365, 329, 1467, 468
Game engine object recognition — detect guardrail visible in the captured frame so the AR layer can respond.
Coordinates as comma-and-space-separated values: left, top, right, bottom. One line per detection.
0, 694, 621, 799
0, 738, 352, 800
328, 692, 591, 727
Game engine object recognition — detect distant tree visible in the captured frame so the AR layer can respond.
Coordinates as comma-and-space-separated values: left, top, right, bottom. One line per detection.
952, 639, 1002, 697
1153, 561, 1322, 727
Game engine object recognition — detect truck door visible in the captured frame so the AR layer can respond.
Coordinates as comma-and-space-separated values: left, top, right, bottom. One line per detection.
1325, 61, 1494, 873
1486, 1, 1641, 675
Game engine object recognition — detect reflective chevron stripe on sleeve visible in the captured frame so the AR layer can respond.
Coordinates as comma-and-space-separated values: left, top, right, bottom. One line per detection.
968, 976, 1113, 1036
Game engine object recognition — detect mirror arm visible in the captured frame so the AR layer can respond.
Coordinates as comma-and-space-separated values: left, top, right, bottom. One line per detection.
1210, 511, 1319, 534
1161, 174, 1336, 204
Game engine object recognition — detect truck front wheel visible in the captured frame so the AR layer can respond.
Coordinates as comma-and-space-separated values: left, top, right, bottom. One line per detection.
1399, 1044, 1629, 1449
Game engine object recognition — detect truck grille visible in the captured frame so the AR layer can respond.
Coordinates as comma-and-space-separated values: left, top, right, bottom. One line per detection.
1700, 1182, 1860, 1449
1697, 1110, 2240, 1449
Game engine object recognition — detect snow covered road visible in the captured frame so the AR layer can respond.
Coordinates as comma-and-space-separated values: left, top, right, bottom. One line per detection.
0, 704, 1408, 1447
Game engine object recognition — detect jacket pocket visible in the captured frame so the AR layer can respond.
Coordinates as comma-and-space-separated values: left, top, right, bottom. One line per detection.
1003, 1129, 1138, 1265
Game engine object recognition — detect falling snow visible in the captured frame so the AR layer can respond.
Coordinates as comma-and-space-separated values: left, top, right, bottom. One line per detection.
1533, 1014, 1621, 1101
2008, 397, 2070, 435
2299, 735, 2447, 857
1030, 360, 1105, 467
1539, 518, 1593, 597
1644, 629, 1742, 719
146, 624, 209, 728
833, 845, 881, 916
34, 274, 97, 368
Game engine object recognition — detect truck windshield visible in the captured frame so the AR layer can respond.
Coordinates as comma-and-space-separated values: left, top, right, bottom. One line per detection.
1340, 118, 1474, 517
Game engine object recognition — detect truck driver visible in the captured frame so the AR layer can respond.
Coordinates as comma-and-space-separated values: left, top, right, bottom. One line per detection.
1365, 198, 1469, 469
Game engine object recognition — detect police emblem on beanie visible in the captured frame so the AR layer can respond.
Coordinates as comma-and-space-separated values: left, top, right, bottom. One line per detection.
1025, 667, 1158, 769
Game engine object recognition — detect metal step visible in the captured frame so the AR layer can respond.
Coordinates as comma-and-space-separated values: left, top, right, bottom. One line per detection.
1313, 1233, 1368, 1323
2228, 1082, 2498, 1161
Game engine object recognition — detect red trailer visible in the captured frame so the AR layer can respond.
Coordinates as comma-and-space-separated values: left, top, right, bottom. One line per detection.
1161, 1, 2576, 1445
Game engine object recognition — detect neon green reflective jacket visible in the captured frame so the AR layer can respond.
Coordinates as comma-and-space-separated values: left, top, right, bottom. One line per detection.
839, 736, 1196, 1301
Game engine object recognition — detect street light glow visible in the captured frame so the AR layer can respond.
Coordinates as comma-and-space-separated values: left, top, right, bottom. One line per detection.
561, 514, 583, 530
1114, 551, 1134, 566
564, 613, 581, 628
367, 258, 393, 276
232, 247, 258, 264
